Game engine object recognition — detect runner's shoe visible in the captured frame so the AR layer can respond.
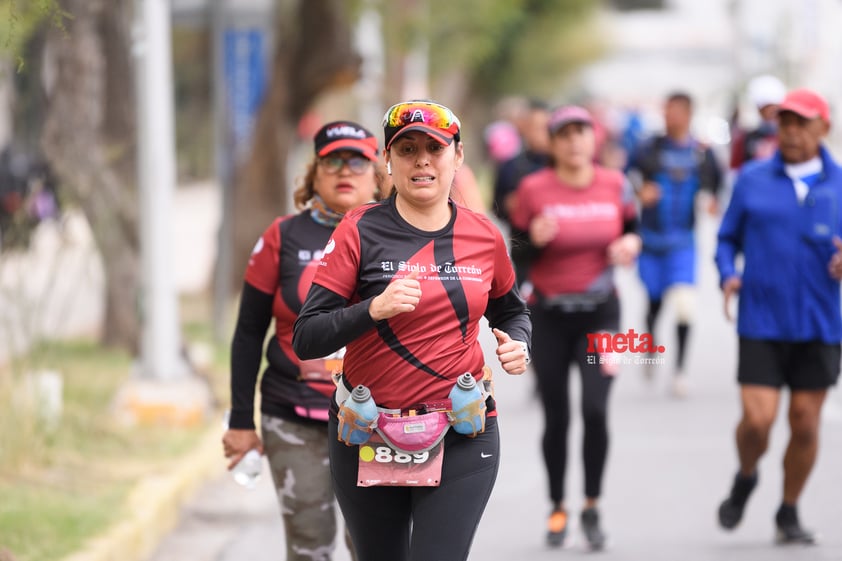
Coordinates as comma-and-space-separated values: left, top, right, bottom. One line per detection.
671, 374, 688, 398
775, 504, 816, 545
546, 509, 568, 548
580, 507, 607, 550
718, 471, 758, 529
642, 360, 655, 383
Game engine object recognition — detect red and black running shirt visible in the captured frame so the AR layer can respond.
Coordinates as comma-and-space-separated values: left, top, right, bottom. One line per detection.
228, 213, 337, 429
511, 166, 636, 299
293, 196, 531, 411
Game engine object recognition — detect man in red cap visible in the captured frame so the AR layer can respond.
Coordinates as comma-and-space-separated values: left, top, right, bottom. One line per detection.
715, 88, 842, 544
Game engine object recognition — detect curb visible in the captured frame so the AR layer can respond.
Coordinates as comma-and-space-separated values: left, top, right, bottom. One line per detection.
59, 424, 225, 561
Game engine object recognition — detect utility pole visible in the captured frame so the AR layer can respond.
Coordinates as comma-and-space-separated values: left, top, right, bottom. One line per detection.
400, 0, 430, 101
211, 0, 273, 342
134, 0, 185, 382
355, 0, 385, 131
211, 0, 232, 343
116, 0, 211, 427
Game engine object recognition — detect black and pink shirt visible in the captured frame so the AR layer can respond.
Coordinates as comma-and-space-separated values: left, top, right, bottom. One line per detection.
293, 196, 531, 411
510, 167, 636, 300
228, 213, 337, 429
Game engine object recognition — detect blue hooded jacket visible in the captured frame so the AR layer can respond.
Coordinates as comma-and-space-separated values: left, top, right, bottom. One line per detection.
715, 146, 842, 343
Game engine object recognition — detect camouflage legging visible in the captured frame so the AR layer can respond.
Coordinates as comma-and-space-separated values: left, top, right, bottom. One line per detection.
261, 414, 356, 561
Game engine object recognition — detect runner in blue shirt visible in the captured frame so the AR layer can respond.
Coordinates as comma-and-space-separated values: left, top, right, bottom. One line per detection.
715, 88, 842, 544
627, 91, 723, 396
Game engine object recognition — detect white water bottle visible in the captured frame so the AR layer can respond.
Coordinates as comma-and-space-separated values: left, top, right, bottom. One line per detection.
231, 449, 263, 489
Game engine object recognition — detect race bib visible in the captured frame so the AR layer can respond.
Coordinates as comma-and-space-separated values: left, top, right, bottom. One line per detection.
357, 433, 443, 487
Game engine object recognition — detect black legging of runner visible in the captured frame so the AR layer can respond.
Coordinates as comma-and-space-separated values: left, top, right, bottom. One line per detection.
328, 415, 499, 561
530, 295, 619, 506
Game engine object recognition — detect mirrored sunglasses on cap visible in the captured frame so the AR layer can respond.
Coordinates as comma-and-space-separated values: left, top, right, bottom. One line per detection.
382, 101, 461, 149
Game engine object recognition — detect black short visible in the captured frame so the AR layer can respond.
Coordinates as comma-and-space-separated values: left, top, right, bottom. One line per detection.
737, 338, 841, 390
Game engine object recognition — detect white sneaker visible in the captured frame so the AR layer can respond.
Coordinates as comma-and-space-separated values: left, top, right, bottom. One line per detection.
642, 357, 655, 384
671, 375, 688, 398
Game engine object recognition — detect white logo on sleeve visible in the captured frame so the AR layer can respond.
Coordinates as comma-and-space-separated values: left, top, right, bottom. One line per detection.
250, 237, 264, 255
324, 238, 336, 255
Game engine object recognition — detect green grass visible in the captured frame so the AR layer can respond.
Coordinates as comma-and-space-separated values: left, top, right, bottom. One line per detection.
0, 481, 129, 561
0, 299, 231, 561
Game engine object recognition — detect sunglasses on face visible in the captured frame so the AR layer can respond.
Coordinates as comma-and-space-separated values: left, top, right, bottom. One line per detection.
382, 101, 461, 132
319, 155, 373, 175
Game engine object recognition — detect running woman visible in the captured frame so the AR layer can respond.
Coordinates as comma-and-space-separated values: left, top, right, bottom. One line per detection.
222, 121, 385, 561
510, 105, 640, 550
293, 99, 531, 561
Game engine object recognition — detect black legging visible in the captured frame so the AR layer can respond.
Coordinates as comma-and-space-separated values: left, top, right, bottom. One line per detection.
329, 415, 499, 561
646, 298, 690, 370
530, 296, 619, 506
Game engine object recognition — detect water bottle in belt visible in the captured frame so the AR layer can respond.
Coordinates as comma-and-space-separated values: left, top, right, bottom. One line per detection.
338, 384, 378, 445
448, 373, 486, 436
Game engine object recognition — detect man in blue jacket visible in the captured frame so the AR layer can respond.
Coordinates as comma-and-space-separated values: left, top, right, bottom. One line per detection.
715, 88, 842, 544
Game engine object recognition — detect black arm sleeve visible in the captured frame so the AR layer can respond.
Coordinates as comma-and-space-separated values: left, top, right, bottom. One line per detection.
229, 282, 274, 429
623, 215, 639, 235
700, 147, 724, 195
629, 138, 661, 182
292, 284, 380, 360
484, 286, 532, 353
493, 158, 519, 221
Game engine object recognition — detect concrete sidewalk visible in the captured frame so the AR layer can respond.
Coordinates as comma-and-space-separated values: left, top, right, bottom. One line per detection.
61, 427, 226, 561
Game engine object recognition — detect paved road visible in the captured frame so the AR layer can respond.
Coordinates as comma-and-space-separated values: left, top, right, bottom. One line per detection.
147, 215, 842, 561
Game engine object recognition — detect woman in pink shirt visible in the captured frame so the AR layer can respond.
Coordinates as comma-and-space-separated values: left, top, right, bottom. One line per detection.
512, 105, 641, 550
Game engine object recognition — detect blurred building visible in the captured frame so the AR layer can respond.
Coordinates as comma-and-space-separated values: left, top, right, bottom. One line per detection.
576, 0, 734, 147
575, 0, 842, 150
731, 0, 842, 148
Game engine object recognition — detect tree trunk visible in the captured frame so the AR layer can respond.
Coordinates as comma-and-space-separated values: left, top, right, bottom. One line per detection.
229, 0, 361, 286
41, 0, 140, 353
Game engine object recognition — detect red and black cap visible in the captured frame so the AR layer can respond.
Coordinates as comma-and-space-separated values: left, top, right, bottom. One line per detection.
313, 121, 379, 161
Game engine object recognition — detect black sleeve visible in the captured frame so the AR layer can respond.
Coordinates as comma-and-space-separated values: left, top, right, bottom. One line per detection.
229, 281, 274, 430
292, 284, 380, 360
700, 147, 724, 195
628, 137, 660, 182
493, 159, 516, 220
484, 286, 532, 353
623, 215, 639, 235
